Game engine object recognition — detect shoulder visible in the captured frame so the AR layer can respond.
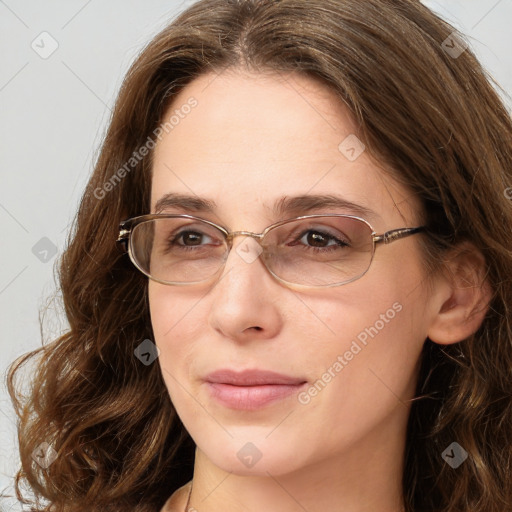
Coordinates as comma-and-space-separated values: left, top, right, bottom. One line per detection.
160, 481, 192, 512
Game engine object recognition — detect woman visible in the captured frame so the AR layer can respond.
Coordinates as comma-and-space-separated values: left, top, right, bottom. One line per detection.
5, 0, 512, 511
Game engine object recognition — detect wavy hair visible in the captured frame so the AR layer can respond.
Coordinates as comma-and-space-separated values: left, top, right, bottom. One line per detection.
5, 0, 512, 510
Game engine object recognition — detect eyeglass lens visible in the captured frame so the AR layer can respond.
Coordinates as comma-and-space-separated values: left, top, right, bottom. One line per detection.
129, 216, 375, 286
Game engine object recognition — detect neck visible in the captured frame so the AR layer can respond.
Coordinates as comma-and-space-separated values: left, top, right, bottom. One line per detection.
185, 408, 408, 512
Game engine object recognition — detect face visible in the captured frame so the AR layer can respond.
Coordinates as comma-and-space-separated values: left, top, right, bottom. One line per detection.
148, 69, 436, 476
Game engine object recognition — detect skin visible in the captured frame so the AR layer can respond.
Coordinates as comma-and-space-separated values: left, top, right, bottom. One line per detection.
149, 69, 490, 512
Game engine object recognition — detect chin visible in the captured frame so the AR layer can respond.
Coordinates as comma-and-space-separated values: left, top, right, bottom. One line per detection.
193, 428, 311, 477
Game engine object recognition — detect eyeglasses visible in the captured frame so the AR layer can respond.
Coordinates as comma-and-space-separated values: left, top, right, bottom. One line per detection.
117, 214, 426, 289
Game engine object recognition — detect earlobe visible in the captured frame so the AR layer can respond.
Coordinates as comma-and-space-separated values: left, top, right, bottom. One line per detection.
427, 243, 493, 345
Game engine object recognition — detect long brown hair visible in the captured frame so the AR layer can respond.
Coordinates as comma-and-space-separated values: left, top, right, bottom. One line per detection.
5, 1, 512, 510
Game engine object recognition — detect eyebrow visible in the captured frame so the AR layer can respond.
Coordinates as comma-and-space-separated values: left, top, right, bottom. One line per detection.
154, 192, 379, 221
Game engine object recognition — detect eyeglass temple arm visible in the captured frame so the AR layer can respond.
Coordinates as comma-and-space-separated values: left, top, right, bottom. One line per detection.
373, 226, 426, 245
116, 223, 132, 253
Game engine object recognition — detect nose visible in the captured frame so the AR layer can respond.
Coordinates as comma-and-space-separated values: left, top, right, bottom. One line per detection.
207, 234, 283, 342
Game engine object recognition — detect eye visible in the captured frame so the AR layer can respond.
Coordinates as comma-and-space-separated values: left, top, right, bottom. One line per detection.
172, 230, 214, 247
282, 223, 351, 253
296, 229, 349, 249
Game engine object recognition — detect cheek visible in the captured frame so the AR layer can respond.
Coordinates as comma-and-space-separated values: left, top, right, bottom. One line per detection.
148, 283, 202, 383
296, 265, 429, 423
149, 282, 202, 338
148, 284, 224, 435
298, 294, 420, 385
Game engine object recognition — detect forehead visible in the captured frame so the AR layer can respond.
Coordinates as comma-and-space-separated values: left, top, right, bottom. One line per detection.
150, 69, 420, 230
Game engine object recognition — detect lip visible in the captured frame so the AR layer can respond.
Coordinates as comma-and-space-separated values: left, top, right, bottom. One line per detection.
204, 369, 308, 410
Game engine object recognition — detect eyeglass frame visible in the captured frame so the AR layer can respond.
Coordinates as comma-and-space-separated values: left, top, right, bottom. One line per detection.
117, 213, 426, 288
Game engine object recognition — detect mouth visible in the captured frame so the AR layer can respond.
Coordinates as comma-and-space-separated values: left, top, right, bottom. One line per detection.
204, 369, 308, 410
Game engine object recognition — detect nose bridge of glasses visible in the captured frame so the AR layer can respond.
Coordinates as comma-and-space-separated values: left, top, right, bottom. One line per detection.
226, 230, 265, 245
220, 230, 270, 281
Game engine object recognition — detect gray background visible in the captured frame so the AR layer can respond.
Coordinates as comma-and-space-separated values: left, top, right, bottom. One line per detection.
1, 0, 511, 508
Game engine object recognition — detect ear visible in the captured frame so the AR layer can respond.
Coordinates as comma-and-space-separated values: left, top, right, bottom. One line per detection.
427, 242, 493, 345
